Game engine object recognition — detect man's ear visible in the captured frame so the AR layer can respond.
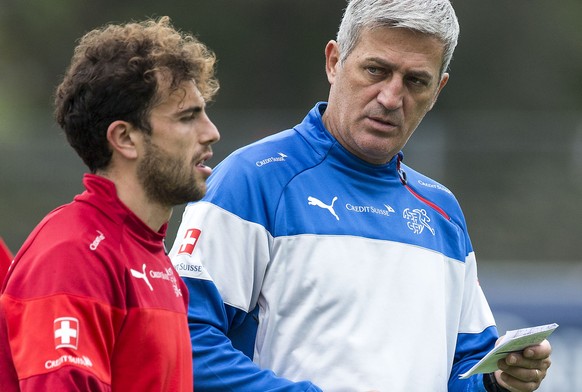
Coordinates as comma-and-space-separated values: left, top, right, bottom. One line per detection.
106, 120, 139, 160
325, 40, 341, 85
429, 72, 449, 111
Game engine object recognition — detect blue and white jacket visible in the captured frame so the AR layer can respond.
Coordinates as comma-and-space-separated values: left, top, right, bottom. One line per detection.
169, 102, 497, 391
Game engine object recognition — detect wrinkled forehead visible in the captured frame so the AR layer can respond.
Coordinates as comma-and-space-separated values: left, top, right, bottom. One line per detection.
350, 25, 447, 72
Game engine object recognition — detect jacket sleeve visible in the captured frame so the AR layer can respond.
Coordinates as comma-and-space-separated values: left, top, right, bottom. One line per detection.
170, 202, 321, 391
0, 241, 120, 391
448, 251, 499, 392
450, 373, 488, 392
448, 327, 498, 391
181, 276, 320, 391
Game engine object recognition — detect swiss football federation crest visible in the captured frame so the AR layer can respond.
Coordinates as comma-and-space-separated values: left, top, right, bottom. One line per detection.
403, 208, 435, 235
54, 317, 79, 350
178, 228, 202, 255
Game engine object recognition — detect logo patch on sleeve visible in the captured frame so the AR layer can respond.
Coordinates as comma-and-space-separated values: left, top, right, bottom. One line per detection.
54, 317, 79, 350
178, 228, 202, 255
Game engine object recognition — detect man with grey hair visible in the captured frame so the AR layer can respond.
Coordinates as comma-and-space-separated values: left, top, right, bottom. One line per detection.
170, 1, 552, 391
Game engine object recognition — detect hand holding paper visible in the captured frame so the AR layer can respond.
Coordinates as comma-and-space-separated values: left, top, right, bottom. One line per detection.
459, 323, 558, 379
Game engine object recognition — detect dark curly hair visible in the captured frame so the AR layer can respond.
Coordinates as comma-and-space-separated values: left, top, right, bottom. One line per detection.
54, 16, 219, 172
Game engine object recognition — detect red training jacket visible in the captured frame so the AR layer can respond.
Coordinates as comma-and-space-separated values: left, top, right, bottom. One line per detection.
0, 174, 193, 391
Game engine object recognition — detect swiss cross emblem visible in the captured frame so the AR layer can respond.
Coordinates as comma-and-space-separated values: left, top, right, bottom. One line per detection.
54, 317, 79, 350
178, 228, 202, 255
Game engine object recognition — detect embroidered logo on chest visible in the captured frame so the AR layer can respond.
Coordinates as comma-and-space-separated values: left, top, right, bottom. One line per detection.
403, 208, 435, 235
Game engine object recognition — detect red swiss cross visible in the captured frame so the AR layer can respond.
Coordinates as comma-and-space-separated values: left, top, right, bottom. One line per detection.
178, 228, 202, 255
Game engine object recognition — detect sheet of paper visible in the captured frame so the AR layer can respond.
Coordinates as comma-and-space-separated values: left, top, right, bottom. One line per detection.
459, 323, 558, 379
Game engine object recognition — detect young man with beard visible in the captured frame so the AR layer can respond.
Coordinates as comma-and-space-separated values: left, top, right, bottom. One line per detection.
0, 17, 220, 391
169, 1, 552, 391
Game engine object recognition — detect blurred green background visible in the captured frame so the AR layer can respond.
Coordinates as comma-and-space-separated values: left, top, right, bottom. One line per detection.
1, 2, 582, 389
1, 0, 581, 262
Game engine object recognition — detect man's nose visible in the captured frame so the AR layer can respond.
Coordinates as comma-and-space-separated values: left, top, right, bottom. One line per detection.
201, 115, 220, 145
376, 78, 404, 110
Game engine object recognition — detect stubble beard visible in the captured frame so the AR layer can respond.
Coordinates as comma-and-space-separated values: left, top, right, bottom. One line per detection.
138, 141, 207, 207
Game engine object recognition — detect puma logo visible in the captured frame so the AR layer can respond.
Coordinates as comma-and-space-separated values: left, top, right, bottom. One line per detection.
308, 196, 339, 221
130, 263, 153, 291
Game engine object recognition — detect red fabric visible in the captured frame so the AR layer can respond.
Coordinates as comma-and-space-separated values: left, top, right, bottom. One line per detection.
0, 174, 192, 391
0, 237, 13, 285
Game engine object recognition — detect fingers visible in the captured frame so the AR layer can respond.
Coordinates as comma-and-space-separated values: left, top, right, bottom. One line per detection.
498, 363, 546, 382
495, 340, 552, 391
495, 367, 544, 392
502, 352, 551, 373
523, 339, 552, 360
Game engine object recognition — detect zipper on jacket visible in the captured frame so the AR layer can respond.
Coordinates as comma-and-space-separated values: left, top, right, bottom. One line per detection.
397, 155, 451, 221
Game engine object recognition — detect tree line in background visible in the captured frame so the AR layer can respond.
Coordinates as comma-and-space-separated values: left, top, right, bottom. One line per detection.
0, 0, 581, 261
1, 0, 581, 131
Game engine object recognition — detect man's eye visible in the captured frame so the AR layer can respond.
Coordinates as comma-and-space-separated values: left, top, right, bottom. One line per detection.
366, 66, 383, 75
408, 77, 429, 87
181, 112, 197, 122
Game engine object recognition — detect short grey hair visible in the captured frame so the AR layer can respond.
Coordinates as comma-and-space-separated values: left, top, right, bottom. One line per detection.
336, 0, 460, 74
